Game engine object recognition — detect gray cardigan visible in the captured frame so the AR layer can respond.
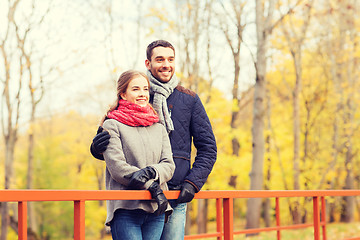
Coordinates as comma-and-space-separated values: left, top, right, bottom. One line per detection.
103, 119, 175, 225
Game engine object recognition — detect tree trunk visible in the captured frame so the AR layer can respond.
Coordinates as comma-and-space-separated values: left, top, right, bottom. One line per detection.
339, 0, 356, 223
262, 199, 271, 227
231, 116, 240, 156
185, 203, 192, 235
246, 0, 270, 232
1, 1, 50, 239
27, 133, 39, 234
197, 199, 208, 234
246, 71, 265, 231
1, 136, 16, 240
9, 215, 39, 240
340, 144, 354, 222
263, 135, 271, 228
264, 96, 272, 227
329, 200, 336, 223
231, 49, 241, 155
281, 1, 313, 222
27, 110, 37, 233
341, 101, 355, 222
291, 50, 302, 224
0, 203, 9, 240
217, 1, 243, 156
204, 0, 215, 104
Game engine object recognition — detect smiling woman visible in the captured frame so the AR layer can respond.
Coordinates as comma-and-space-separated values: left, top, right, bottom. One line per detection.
99, 71, 160, 129
96, 69, 175, 240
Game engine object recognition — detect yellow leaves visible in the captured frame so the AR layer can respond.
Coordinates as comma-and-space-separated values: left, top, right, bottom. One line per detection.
147, 7, 168, 22
112, 66, 120, 74
147, 27, 155, 36
145, 7, 175, 34
27, 123, 34, 135
11, 111, 106, 237
205, 153, 252, 191
231, 98, 240, 112
85, 201, 107, 236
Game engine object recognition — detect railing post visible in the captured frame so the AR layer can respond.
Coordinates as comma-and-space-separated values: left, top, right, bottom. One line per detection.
321, 197, 327, 240
216, 198, 223, 240
18, 201, 27, 240
275, 197, 281, 240
74, 200, 85, 240
313, 196, 320, 240
223, 198, 233, 240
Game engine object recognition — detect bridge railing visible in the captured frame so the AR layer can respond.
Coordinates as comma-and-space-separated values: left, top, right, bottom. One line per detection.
1, 189, 360, 240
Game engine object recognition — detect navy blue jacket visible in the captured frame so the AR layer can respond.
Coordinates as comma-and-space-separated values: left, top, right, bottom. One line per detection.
156, 85, 217, 192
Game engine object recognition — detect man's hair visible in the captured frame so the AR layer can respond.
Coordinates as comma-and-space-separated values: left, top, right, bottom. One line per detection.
146, 40, 175, 60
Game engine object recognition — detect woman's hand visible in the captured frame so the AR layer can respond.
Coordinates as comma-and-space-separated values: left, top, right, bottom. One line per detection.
148, 182, 168, 216
125, 166, 156, 189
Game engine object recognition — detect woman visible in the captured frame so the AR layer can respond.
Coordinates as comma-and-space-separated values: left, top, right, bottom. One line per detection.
101, 70, 175, 240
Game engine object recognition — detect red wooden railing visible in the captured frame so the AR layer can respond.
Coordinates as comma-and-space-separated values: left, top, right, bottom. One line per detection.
1, 190, 360, 240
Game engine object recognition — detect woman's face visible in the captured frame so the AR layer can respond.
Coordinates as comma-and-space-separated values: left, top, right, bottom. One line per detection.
120, 76, 149, 107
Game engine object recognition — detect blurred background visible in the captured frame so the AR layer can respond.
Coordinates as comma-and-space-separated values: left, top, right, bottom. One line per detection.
0, 0, 359, 239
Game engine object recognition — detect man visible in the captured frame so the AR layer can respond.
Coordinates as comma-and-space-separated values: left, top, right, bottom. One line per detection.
91, 40, 217, 239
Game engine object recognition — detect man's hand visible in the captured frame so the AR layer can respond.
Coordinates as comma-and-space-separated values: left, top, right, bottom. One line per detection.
125, 166, 156, 189
177, 182, 196, 204
148, 182, 168, 216
92, 126, 110, 154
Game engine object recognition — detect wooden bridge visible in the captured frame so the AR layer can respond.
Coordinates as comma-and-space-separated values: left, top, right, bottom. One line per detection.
1, 189, 360, 240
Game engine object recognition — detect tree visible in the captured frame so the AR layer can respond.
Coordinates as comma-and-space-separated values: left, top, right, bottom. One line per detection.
280, 0, 314, 224
1, 1, 78, 238
174, 0, 203, 93
246, 0, 303, 232
1, 1, 24, 238
313, 0, 359, 223
13, 2, 52, 235
334, 0, 358, 223
216, 0, 248, 157
245, 0, 275, 231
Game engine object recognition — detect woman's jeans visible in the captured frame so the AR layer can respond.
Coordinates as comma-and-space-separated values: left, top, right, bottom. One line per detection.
110, 209, 165, 240
161, 201, 187, 240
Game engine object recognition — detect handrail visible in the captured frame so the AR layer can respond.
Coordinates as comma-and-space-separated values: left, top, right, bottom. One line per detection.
1, 189, 360, 240
2, 189, 360, 201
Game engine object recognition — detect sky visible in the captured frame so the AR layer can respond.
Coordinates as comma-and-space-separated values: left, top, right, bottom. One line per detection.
1, 0, 257, 128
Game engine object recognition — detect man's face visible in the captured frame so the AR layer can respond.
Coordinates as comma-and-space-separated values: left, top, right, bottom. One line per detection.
145, 47, 175, 83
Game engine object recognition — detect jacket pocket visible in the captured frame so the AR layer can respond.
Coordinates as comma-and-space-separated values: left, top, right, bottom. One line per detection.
169, 156, 190, 187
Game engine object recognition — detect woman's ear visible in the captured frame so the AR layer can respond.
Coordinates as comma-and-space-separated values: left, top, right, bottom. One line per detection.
120, 93, 126, 100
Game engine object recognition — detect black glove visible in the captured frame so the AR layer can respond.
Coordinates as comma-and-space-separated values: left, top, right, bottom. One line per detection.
125, 166, 156, 190
148, 182, 168, 216
177, 182, 196, 204
90, 126, 110, 159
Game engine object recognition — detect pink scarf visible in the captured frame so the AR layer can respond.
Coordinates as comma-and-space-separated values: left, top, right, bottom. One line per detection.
107, 100, 159, 127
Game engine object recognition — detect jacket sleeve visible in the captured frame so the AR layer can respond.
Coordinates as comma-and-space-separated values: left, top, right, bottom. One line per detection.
185, 95, 217, 192
102, 120, 140, 186
150, 125, 175, 186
